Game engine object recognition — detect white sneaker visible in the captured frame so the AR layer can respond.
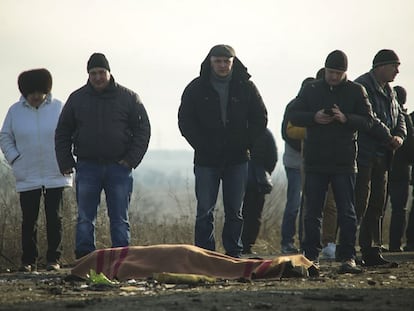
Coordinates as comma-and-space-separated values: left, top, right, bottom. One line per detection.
321, 242, 336, 260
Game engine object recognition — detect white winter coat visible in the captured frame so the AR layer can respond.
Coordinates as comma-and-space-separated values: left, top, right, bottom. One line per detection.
0, 95, 72, 192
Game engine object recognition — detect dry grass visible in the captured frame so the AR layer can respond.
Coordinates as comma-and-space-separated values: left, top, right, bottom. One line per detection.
0, 159, 399, 268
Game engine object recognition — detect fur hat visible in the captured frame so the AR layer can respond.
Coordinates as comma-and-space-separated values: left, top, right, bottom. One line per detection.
372, 49, 400, 68
87, 53, 110, 72
209, 44, 236, 58
18, 68, 52, 98
325, 50, 348, 71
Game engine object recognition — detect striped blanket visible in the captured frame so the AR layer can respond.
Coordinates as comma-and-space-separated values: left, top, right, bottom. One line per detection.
71, 244, 315, 281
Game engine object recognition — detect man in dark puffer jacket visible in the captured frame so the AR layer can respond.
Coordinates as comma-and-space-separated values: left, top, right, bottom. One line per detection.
289, 50, 374, 274
55, 53, 151, 259
178, 45, 267, 258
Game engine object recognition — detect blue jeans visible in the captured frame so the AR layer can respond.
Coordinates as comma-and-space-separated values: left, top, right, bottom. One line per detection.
281, 167, 302, 247
75, 160, 133, 258
302, 172, 357, 261
194, 163, 248, 257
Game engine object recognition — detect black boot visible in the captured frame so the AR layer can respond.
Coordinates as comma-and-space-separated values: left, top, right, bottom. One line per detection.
361, 247, 398, 267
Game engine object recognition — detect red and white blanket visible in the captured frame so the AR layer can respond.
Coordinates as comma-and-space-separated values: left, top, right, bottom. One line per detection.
71, 244, 315, 281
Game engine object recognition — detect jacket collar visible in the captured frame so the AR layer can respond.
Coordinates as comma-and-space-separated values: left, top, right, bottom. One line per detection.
21, 93, 52, 109
369, 70, 392, 98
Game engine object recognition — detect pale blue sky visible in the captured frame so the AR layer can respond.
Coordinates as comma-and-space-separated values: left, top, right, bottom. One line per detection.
1, 0, 413, 150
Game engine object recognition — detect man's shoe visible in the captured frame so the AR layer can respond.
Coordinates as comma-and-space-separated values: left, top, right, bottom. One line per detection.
281, 243, 299, 254
46, 262, 60, 271
388, 247, 403, 252
321, 242, 336, 260
362, 252, 398, 268
403, 244, 414, 251
241, 248, 257, 255
308, 259, 320, 277
379, 245, 389, 252
19, 264, 34, 272
338, 259, 363, 274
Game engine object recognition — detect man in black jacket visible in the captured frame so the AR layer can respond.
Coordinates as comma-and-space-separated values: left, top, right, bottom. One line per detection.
55, 53, 151, 259
354, 50, 406, 266
387, 86, 414, 252
178, 45, 267, 258
289, 50, 374, 274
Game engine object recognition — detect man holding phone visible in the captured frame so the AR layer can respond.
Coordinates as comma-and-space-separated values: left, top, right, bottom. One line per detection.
288, 50, 374, 274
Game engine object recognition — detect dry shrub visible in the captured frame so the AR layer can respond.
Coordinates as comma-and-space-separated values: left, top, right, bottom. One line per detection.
0, 158, 400, 268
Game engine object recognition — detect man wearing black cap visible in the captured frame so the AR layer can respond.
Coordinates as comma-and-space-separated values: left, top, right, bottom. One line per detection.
354, 49, 406, 267
178, 44, 268, 258
288, 50, 374, 274
55, 53, 151, 259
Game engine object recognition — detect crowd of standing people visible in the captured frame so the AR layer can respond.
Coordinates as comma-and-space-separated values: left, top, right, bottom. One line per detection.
1, 45, 413, 275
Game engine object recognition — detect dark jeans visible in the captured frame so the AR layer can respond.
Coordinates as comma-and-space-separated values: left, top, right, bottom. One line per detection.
302, 172, 357, 261
20, 187, 64, 264
355, 157, 387, 250
281, 167, 302, 247
388, 180, 409, 249
75, 160, 133, 258
194, 163, 248, 257
241, 186, 265, 251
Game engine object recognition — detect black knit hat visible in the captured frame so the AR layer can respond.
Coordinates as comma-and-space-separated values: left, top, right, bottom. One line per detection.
209, 44, 236, 58
87, 52, 110, 72
325, 50, 348, 71
372, 49, 400, 68
394, 85, 407, 106
18, 68, 52, 98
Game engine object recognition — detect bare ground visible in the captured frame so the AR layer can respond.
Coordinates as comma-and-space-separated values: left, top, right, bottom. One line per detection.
1, 252, 414, 311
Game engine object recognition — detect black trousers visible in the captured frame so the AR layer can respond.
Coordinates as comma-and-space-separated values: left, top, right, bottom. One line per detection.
388, 180, 409, 249
20, 187, 64, 264
241, 187, 265, 251
406, 187, 414, 247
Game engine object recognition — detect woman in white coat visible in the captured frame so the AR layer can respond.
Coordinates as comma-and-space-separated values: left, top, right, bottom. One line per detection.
0, 69, 72, 272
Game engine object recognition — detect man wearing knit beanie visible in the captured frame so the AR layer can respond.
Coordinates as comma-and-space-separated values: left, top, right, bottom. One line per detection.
372, 49, 400, 68
354, 50, 406, 267
324, 50, 348, 86
55, 52, 151, 259
288, 50, 374, 274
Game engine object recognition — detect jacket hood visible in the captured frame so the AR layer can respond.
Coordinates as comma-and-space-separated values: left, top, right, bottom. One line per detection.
199, 53, 251, 82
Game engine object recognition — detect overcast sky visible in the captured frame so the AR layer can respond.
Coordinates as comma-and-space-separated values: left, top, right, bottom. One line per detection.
1, 0, 413, 150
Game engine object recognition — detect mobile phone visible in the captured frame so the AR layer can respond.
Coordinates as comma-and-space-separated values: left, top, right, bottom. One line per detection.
324, 108, 334, 116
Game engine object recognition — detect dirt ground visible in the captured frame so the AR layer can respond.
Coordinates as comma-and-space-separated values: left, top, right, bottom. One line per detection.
0, 252, 413, 311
